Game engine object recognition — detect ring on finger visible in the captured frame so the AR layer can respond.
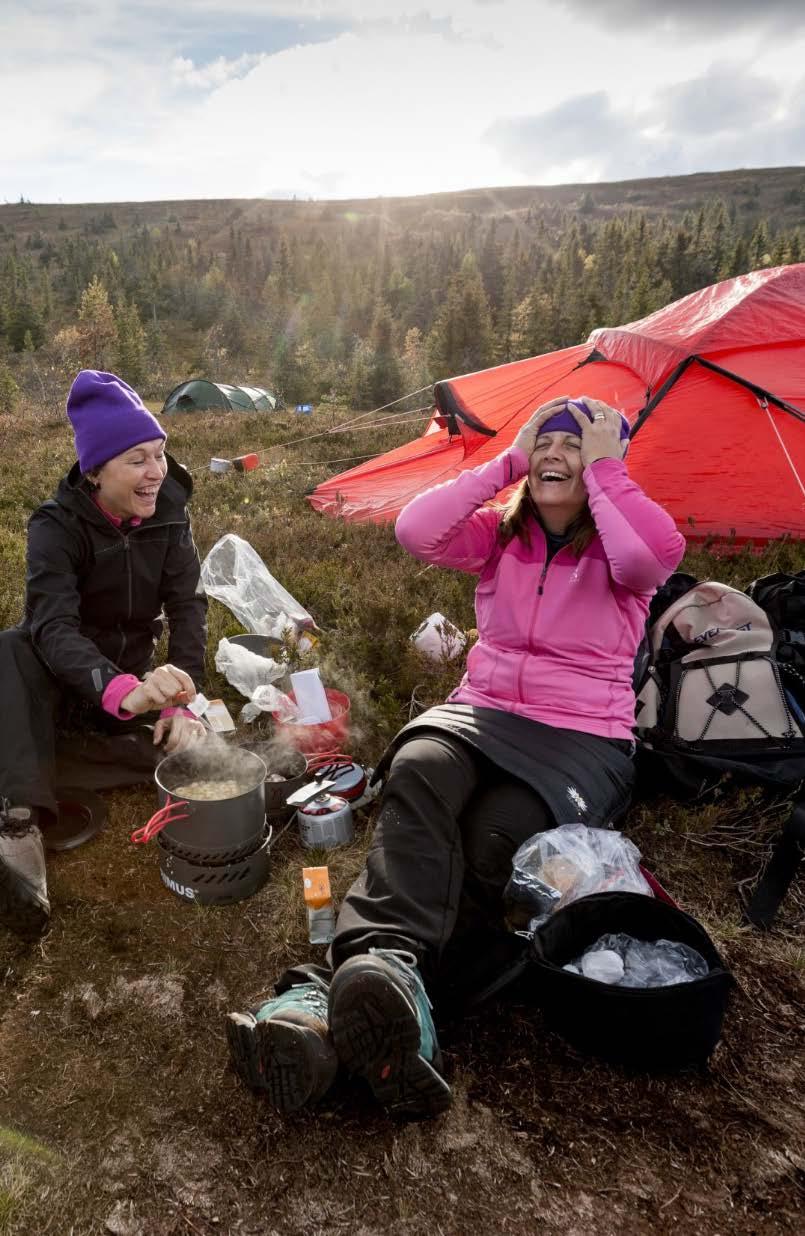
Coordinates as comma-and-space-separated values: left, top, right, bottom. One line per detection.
593, 412, 606, 421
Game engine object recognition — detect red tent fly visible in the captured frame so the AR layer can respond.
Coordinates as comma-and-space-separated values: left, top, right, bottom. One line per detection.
308, 265, 805, 543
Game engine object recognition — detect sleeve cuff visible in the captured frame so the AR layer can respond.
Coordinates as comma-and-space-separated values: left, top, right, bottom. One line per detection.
583, 456, 626, 479
101, 673, 141, 720
507, 446, 531, 475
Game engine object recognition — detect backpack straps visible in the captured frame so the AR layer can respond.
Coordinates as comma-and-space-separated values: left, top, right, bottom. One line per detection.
743, 795, 805, 929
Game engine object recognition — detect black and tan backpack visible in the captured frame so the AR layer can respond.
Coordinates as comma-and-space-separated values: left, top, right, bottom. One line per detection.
634, 577, 805, 926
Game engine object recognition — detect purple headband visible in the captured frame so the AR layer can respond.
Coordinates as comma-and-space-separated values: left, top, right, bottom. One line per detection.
541, 398, 631, 443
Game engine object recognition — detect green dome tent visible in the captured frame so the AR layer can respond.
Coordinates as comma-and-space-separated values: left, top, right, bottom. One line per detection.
162, 379, 281, 414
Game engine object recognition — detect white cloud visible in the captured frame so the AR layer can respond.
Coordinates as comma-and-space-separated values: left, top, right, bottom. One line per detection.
170, 53, 266, 90
1, 1, 804, 202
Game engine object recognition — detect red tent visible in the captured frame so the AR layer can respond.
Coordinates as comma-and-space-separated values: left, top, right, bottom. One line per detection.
309, 265, 805, 543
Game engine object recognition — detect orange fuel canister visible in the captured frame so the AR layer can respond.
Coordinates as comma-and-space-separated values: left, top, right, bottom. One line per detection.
233, 452, 260, 472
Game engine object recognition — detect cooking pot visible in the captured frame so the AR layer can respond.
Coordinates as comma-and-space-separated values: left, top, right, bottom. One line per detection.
153, 746, 267, 863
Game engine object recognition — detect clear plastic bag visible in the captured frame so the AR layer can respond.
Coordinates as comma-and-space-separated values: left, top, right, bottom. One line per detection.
200, 534, 315, 639
503, 823, 653, 931
214, 638, 300, 724
564, 933, 709, 987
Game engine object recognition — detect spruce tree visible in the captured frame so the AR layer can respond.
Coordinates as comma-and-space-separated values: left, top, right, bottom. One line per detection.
115, 299, 148, 388
427, 252, 494, 379
77, 276, 116, 369
366, 303, 402, 407
0, 359, 19, 412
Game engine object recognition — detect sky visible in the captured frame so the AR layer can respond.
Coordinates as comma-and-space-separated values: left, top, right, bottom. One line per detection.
3, 0, 805, 204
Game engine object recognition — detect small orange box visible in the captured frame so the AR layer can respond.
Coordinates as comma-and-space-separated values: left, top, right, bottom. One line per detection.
302, 866, 331, 909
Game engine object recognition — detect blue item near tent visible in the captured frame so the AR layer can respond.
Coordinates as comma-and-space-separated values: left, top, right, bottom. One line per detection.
295, 403, 313, 414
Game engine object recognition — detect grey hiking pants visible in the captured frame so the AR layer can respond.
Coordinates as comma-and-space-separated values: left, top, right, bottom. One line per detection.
280, 731, 557, 1002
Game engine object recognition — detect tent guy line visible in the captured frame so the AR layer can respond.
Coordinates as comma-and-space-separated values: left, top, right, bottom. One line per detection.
761, 398, 805, 502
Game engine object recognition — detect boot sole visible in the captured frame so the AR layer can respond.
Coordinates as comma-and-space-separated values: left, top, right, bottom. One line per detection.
329, 964, 451, 1119
226, 1016, 327, 1113
0, 866, 49, 940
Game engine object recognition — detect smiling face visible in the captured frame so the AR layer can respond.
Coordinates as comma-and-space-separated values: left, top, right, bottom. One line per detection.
93, 438, 168, 520
527, 430, 588, 529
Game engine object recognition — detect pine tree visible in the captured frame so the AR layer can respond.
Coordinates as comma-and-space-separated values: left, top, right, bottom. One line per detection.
77, 276, 116, 369
0, 359, 19, 412
365, 303, 402, 407
427, 252, 494, 379
400, 327, 431, 393
115, 298, 148, 388
7, 300, 44, 352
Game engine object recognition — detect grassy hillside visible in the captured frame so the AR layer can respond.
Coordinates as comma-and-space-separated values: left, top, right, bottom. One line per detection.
4, 165, 805, 242
0, 402, 801, 1235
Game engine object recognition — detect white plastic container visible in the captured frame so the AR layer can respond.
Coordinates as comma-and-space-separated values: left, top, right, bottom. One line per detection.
289, 668, 332, 723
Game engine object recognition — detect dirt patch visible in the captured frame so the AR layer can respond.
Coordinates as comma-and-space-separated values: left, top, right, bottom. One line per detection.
0, 781, 802, 1235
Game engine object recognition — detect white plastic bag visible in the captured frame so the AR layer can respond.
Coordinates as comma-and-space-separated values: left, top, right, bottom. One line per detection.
240, 684, 301, 725
565, 934, 709, 987
200, 534, 315, 639
410, 612, 466, 661
503, 823, 653, 931
215, 637, 300, 724
215, 638, 286, 692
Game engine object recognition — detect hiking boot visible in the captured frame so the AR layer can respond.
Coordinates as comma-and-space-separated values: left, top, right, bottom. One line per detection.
328, 948, 451, 1119
0, 804, 50, 939
226, 978, 338, 1113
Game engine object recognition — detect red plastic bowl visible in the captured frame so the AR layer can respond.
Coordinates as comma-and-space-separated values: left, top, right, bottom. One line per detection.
272, 688, 351, 753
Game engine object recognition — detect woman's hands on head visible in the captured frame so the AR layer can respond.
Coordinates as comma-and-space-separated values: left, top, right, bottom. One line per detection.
567, 398, 627, 468
152, 712, 207, 754
512, 397, 570, 458
120, 664, 196, 715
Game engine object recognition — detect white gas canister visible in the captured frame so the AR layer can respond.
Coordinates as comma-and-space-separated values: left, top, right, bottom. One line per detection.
297, 793, 354, 849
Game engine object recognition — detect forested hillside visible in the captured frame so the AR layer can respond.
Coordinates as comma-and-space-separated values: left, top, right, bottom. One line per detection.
1, 165, 805, 411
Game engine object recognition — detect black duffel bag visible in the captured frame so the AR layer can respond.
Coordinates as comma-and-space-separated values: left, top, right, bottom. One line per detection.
529, 891, 735, 1072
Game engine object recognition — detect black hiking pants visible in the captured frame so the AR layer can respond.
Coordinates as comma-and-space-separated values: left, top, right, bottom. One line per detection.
0, 627, 159, 818
280, 732, 556, 1007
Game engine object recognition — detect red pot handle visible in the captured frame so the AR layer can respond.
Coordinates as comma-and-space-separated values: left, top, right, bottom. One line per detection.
131, 794, 190, 845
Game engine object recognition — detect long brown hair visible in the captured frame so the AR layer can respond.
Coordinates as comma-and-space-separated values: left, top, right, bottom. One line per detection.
498, 478, 596, 557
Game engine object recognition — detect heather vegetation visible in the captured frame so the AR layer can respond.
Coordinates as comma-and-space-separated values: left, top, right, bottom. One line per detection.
0, 396, 802, 1234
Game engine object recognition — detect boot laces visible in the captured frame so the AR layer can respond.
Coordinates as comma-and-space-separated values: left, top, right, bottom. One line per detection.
368, 947, 434, 1011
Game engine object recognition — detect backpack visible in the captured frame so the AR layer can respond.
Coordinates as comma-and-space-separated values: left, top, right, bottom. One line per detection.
634, 580, 805, 795
634, 577, 805, 928
747, 570, 805, 685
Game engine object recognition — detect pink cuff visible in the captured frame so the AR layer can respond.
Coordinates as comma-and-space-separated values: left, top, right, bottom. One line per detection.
159, 706, 197, 720
102, 674, 141, 719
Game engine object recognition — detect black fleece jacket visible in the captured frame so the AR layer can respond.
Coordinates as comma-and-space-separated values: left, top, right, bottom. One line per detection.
22, 454, 208, 707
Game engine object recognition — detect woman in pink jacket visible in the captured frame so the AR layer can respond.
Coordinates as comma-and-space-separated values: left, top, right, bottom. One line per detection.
227, 396, 686, 1121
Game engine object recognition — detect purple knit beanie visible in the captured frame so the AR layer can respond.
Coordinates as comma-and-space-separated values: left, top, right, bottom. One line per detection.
66, 370, 166, 472
541, 398, 631, 446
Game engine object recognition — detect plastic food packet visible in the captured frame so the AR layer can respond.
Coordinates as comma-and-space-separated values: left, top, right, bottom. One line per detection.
563, 933, 709, 987
503, 823, 653, 932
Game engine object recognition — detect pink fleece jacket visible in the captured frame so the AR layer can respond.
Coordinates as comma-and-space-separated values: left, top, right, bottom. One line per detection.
395, 446, 686, 740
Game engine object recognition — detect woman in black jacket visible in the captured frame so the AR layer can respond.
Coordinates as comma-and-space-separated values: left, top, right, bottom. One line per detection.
0, 370, 208, 938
